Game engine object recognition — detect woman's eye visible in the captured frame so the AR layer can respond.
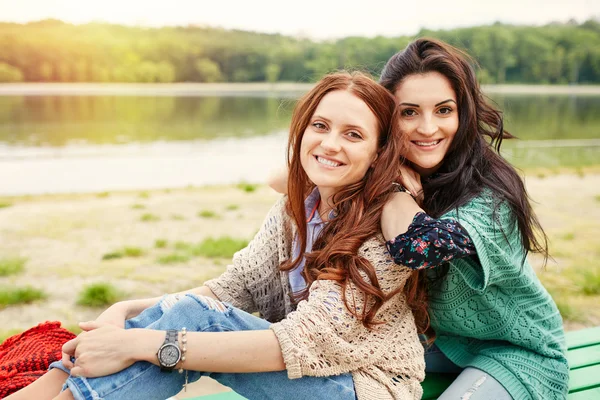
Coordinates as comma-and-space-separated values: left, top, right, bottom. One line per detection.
347, 131, 363, 140
401, 109, 417, 117
312, 122, 327, 130
438, 107, 453, 115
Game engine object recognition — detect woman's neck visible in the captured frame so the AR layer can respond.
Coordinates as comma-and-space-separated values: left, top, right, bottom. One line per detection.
316, 187, 335, 222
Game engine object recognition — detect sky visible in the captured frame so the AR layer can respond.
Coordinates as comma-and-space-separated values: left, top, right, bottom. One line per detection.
0, 0, 599, 40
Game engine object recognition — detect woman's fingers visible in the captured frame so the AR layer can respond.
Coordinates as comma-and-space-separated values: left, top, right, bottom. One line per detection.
61, 336, 80, 369
70, 365, 84, 378
79, 320, 102, 331
398, 165, 422, 198
61, 351, 73, 369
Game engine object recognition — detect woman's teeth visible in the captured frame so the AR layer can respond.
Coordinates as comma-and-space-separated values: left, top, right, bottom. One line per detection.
317, 156, 341, 167
414, 140, 441, 147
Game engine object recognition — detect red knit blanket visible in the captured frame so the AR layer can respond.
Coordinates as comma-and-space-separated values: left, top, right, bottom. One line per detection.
0, 321, 75, 398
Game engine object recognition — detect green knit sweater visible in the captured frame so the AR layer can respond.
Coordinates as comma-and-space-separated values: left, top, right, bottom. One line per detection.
429, 191, 569, 400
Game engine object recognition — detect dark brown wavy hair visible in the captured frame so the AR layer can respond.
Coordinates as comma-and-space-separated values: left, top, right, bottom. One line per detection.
380, 38, 548, 262
380, 39, 549, 326
280, 71, 414, 329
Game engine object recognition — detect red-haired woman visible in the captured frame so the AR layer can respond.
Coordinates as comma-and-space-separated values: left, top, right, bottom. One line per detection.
7, 71, 425, 400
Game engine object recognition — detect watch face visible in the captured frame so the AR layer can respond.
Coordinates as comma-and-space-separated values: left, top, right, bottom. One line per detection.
159, 343, 181, 367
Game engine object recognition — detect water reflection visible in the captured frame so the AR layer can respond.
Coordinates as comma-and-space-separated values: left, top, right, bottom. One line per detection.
0, 96, 295, 146
0, 94, 599, 147
0, 93, 597, 194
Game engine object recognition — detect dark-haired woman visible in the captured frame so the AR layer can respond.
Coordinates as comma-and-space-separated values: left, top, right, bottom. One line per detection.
7, 71, 425, 400
379, 39, 568, 399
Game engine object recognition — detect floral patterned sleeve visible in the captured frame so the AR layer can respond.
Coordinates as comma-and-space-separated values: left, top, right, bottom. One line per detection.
386, 212, 476, 270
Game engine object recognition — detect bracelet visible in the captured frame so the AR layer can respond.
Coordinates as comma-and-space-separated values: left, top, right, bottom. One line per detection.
391, 182, 414, 198
178, 327, 189, 392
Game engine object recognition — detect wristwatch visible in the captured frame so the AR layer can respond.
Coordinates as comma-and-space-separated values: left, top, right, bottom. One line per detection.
157, 329, 181, 372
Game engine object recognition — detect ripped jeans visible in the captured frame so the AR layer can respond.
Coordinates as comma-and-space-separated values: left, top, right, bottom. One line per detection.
424, 344, 513, 400
49, 294, 356, 400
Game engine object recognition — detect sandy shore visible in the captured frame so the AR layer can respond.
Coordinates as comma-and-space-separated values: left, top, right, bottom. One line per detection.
0, 173, 598, 397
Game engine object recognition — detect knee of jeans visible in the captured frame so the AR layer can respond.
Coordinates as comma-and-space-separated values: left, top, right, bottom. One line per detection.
460, 374, 487, 400
160, 293, 229, 313
188, 294, 229, 313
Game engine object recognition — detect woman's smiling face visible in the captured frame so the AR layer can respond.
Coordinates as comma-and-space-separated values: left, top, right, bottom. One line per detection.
300, 89, 379, 200
394, 72, 459, 177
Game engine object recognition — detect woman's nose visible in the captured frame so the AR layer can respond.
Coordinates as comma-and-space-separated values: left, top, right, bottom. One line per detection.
320, 132, 342, 152
416, 116, 437, 136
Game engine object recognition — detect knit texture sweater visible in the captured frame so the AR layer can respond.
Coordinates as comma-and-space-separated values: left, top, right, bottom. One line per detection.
205, 197, 425, 400
430, 191, 569, 400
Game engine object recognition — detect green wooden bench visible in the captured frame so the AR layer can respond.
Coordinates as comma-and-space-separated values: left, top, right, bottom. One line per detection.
182, 326, 600, 400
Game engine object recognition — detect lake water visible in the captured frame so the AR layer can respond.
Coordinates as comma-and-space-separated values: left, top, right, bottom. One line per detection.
0, 91, 598, 195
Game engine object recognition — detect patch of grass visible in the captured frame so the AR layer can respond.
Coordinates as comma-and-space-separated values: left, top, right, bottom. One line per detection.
0, 286, 46, 308
198, 210, 219, 219
140, 213, 160, 222
138, 191, 150, 199
77, 283, 122, 307
193, 236, 249, 258
131, 203, 146, 210
225, 204, 239, 211
560, 232, 575, 241
0, 202, 12, 209
173, 241, 191, 251
171, 214, 185, 221
236, 182, 257, 193
102, 251, 124, 260
123, 247, 144, 257
157, 253, 192, 265
0, 257, 26, 276
579, 269, 600, 295
154, 239, 168, 249
102, 247, 144, 260
97, 192, 110, 198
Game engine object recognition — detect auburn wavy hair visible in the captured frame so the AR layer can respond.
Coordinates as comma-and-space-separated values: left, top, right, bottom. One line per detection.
280, 71, 418, 329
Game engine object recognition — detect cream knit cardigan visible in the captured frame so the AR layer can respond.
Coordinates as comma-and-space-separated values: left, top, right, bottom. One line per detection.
205, 197, 425, 399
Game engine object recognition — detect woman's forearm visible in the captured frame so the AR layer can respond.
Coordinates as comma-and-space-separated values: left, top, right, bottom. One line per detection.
381, 192, 423, 240
131, 328, 286, 373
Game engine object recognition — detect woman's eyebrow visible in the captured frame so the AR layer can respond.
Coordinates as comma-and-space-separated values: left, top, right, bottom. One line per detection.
312, 115, 331, 122
435, 99, 457, 107
399, 99, 457, 108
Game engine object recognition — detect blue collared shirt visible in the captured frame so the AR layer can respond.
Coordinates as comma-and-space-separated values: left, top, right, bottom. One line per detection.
288, 188, 332, 294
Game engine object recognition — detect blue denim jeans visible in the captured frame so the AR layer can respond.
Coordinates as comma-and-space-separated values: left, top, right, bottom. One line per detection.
424, 344, 512, 400
49, 294, 356, 400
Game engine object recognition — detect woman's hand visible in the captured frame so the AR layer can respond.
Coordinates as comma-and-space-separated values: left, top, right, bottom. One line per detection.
267, 166, 289, 194
396, 164, 423, 205
61, 323, 157, 378
82, 301, 130, 331
60, 302, 131, 370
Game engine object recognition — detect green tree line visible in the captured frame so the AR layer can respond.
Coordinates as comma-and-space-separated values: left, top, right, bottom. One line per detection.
0, 18, 598, 84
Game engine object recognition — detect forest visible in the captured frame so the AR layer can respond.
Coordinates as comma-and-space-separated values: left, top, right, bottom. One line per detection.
0, 18, 599, 84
